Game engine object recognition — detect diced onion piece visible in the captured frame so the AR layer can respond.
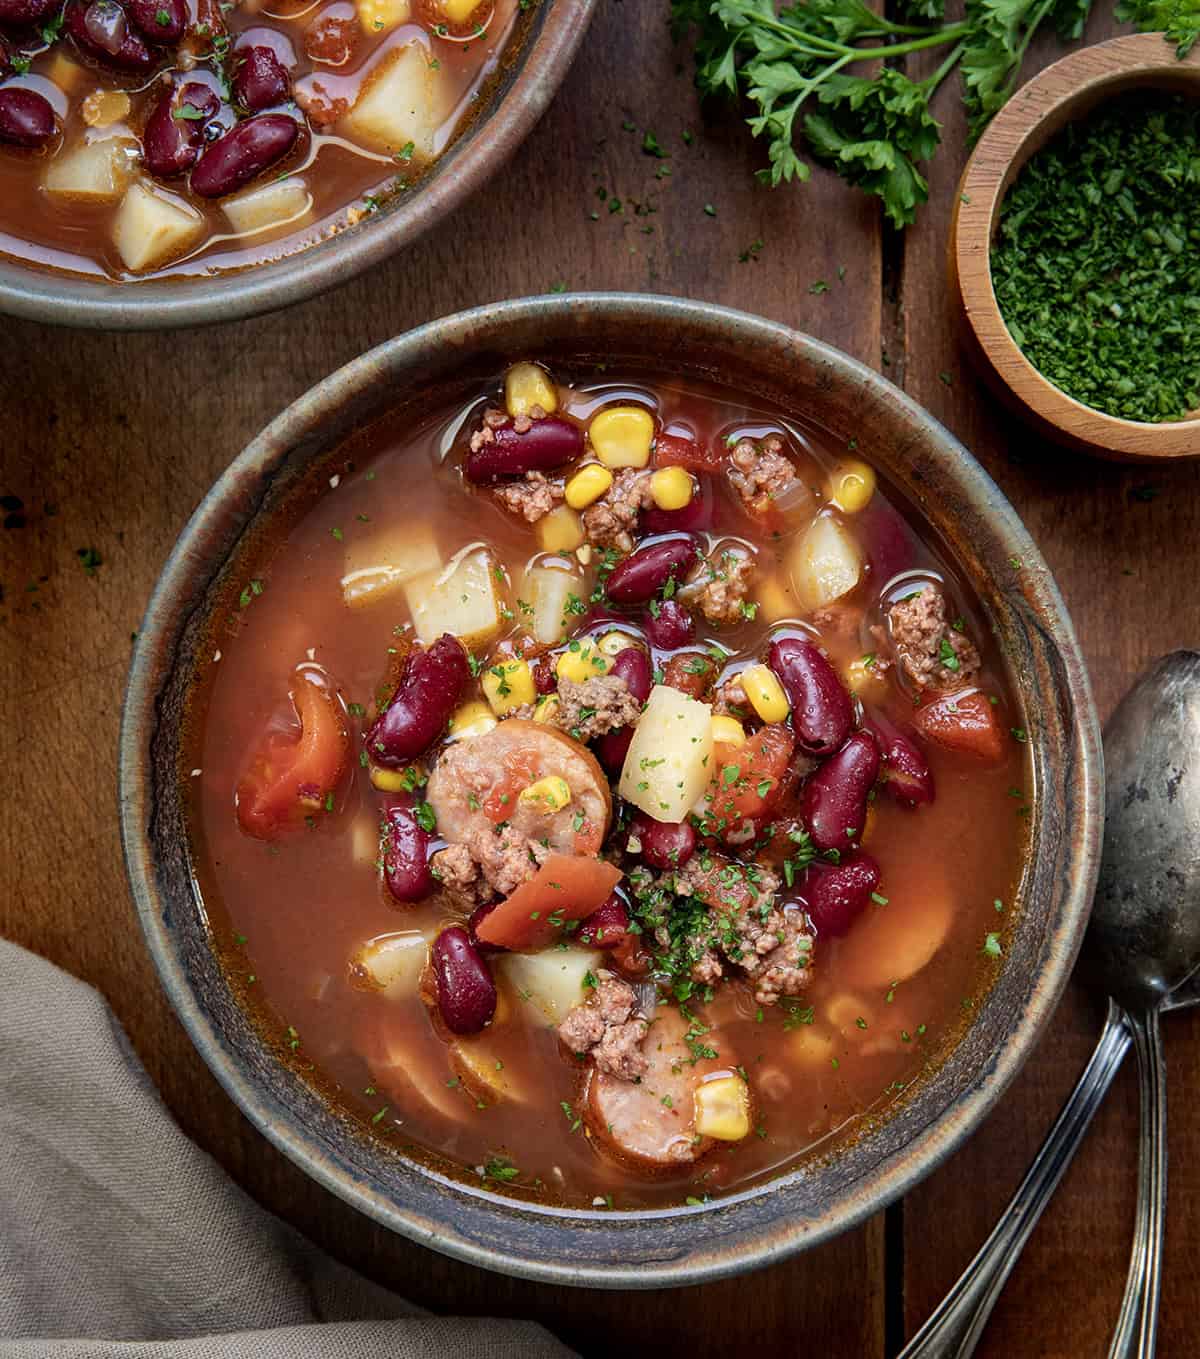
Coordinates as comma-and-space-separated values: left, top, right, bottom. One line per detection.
694, 1073, 751, 1141
46, 51, 87, 93
523, 554, 584, 646
111, 179, 204, 273
45, 136, 136, 203
341, 521, 442, 610
404, 545, 504, 647
354, 930, 428, 997
498, 948, 603, 1025
81, 89, 130, 128
618, 684, 713, 822
340, 42, 440, 159
223, 177, 313, 235
789, 512, 863, 613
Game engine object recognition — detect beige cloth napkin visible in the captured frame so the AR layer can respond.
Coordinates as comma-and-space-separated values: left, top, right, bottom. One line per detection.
0, 938, 576, 1358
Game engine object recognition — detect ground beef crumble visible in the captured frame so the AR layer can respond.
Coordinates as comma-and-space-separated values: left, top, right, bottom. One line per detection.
581, 469, 653, 554
727, 435, 803, 516
492, 470, 564, 523
680, 549, 756, 625
712, 676, 749, 717
727, 904, 814, 1007
431, 823, 550, 904
558, 977, 650, 1081
887, 585, 981, 690
554, 674, 641, 741
468, 406, 510, 453
429, 841, 493, 908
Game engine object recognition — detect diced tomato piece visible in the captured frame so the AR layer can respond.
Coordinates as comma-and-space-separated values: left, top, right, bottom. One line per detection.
674, 850, 773, 916
654, 432, 726, 474
474, 854, 623, 952
235, 665, 350, 838
915, 689, 1006, 763
700, 723, 795, 840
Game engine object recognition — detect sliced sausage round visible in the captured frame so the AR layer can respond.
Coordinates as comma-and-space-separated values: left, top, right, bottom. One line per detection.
426, 719, 612, 855
584, 1005, 721, 1172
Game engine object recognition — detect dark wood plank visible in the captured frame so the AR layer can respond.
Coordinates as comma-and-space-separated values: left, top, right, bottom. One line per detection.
899, 16, 1200, 1357
0, 1, 886, 1353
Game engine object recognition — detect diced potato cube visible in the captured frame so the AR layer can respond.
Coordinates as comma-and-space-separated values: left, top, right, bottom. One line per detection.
694, 1074, 751, 1141
756, 573, 800, 624
499, 949, 603, 1025
618, 684, 713, 822
44, 137, 136, 204
223, 177, 313, 235
523, 555, 584, 646
404, 546, 504, 647
356, 0, 409, 33
111, 179, 204, 274
341, 521, 442, 610
46, 51, 87, 94
791, 1025, 836, 1070
341, 41, 439, 160
789, 512, 863, 613
537, 505, 583, 553
354, 931, 428, 997
451, 1037, 529, 1105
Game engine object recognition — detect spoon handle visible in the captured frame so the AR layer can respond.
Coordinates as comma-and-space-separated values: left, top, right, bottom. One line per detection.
898, 1001, 1131, 1359
1108, 1006, 1167, 1359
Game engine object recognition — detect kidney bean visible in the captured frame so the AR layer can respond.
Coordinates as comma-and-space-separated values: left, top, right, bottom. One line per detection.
127, 0, 183, 41
190, 112, 298, 198
432, 926, 496, 1035
367, 633, 469, 767
859, 498, 916, 586
800, 851, 881, 937
768, 636, 854, 757
465, 416, 583, 484
0, 0, 57, 24
643, 598, 694, 651
381, 804, 434, 903
532, 655, 556, 694
610, 646, 652, 703
66, 0, 154, 68
800, 730, 880, 853
642, 474, 714, 535
605, 536, 699, 605
0, 87, 53, 147
864, 711, 935, 807
594, 724, 632, 778
142, 81, 219, 178
0, 36, 9, 74
467, 902, 503, 956
233, 43, 290, 111
577, 891, 630, 948
629, 812, 695, 870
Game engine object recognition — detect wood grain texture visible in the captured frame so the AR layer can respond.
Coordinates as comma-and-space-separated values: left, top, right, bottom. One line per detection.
0, 2, 886, 1355
951, 32, 1200, 460
901, 14, 1200, 1359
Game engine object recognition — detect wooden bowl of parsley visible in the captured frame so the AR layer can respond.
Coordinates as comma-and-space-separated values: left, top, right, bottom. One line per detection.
951, 33, 1200, 461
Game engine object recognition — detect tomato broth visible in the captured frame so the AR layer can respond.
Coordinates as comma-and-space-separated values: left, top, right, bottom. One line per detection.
186, 365, 1030, 1211
0, 0, 518, 280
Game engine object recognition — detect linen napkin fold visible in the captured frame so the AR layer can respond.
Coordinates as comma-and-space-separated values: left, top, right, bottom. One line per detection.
0, 938, 576, 1359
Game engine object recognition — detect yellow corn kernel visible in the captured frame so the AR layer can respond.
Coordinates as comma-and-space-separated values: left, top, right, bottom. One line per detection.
742, 664, 790, 724
533, 694, 561, 725
519, 775, 572, 812
597, 630, 635, 659
564, 463, 613, 510
710, 714, 747, 748
589, 406, 654, 470
649, 465, 694, 511
481, 659, 536, 716
504, 361, 558, 419
438, 0, 480, 19
446, 700, 497, 742
537, 505, 583, 553
555, 640, 612, 684
828, 459, 877, 514
694, 1074, 751, 1142
356, 0, 409, 31
844, 653, 888, 700
369, 766, 411, 792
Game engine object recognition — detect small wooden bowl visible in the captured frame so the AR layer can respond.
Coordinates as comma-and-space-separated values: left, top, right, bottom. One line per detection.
951, 34, 1200, 461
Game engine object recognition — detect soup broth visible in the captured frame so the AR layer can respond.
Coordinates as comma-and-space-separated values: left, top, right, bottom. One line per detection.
185, 365, 1030, 1210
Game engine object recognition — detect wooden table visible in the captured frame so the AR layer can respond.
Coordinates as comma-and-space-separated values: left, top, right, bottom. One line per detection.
3, 4, 1199, 1354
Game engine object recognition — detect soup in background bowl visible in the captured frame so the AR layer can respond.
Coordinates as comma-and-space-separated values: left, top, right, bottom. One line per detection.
119, 294, 1102, 1286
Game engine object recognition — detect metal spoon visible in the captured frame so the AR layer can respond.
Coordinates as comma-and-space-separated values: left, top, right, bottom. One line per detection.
900, 651, 1200, 1359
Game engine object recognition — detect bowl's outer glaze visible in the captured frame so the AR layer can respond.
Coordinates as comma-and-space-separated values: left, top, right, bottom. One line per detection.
0, 0, 594, 332
119, 294, 1103, 1288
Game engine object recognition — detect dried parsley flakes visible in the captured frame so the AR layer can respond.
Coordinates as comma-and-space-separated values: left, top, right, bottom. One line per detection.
991, 93, 1200, 424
